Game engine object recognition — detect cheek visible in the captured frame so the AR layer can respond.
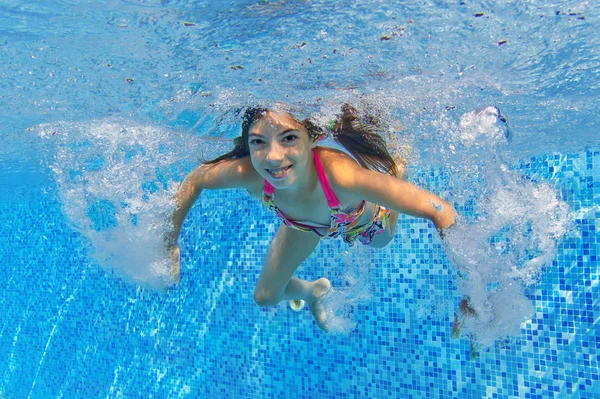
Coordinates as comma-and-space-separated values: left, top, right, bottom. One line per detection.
293, 146, 311, 162
249, 153, 259, 167
249, 151, 264, 171
249, 146, 262, 159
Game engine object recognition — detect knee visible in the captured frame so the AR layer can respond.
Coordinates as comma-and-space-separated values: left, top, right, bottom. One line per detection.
253, 287, 279, 307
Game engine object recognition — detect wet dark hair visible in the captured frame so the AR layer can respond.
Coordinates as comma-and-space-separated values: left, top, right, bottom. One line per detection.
203, 104, 397, 177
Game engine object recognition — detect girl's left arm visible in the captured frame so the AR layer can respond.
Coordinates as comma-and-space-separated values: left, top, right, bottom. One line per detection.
335, 163, 456, 232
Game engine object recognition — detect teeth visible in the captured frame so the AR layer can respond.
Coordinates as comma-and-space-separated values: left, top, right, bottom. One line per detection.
268, 166, 289, 172
268, 165, 290, 177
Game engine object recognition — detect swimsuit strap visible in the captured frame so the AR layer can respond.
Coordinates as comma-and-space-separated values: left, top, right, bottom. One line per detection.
263, 179, 274, 196
312, 148, 341, 209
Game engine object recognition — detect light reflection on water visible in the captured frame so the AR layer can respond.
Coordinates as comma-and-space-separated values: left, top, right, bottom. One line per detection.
1, 1, 598, 164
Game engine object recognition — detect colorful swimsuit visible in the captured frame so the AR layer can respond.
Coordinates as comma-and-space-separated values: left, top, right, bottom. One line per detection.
262, 149, 390, 246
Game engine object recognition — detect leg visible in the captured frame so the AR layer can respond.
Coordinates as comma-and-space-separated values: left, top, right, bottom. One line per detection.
254, 223, 331, 330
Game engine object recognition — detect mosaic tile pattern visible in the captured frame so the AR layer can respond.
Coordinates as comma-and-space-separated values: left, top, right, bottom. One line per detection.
0, 149, 598, 398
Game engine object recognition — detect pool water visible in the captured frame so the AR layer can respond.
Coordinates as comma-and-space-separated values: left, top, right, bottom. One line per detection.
1, 1, 599, 398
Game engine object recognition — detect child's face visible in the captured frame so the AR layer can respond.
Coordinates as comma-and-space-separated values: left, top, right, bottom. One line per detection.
248, 111, 317, 189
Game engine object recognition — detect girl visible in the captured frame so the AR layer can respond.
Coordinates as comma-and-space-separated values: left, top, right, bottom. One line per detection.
166, 104, 456, 331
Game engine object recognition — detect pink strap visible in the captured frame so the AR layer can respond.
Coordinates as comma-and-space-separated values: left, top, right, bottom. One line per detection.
312, 149, 340, 208
264, 180, 274, 195
262, 149, 340, 209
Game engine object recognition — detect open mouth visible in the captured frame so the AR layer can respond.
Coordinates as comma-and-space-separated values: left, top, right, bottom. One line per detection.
266, 165, 292, 179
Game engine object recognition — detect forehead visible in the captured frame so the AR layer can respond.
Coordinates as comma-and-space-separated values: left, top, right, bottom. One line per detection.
249, 111, 303, 133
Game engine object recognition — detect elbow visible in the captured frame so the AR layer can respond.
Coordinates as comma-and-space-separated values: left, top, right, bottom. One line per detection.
176, 174, 199, 205
173, 184, 189, 210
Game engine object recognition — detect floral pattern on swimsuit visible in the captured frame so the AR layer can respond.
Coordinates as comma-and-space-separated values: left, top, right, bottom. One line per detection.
262, 189, 389, 246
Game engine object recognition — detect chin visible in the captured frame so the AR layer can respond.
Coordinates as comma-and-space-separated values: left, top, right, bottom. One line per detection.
266, 173, 295, 189
267, 178, 291, 189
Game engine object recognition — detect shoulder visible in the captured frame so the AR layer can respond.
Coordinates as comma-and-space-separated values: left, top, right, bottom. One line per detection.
190, 156, 263, 194
315, 146, 371, 194
315, 146, 360, 172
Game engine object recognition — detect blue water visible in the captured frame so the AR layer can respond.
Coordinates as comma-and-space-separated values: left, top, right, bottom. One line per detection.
1, 1, 599, 398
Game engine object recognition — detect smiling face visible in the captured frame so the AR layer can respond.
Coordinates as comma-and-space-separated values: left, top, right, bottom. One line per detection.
247, 110, 317, 189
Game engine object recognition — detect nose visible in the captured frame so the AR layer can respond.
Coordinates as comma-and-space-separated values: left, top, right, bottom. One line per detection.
265, 142, 285, 164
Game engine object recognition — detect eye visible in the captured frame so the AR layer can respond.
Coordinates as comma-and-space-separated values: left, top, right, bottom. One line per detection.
249, 138, 265, 146
282, 134, 298, 143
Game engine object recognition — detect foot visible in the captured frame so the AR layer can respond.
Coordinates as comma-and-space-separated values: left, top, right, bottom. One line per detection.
307, 278, 332, 331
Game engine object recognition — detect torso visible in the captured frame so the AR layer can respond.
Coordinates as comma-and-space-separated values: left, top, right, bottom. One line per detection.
254, 146, 377, 235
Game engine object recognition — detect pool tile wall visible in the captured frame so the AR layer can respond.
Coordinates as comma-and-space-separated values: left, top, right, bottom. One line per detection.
0, 149, 598, 399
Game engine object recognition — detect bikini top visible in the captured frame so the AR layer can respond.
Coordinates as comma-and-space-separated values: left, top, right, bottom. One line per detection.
262, 148, 366, 238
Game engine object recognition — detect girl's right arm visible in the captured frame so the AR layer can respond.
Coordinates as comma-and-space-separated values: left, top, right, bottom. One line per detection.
166, 157, 261, 248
